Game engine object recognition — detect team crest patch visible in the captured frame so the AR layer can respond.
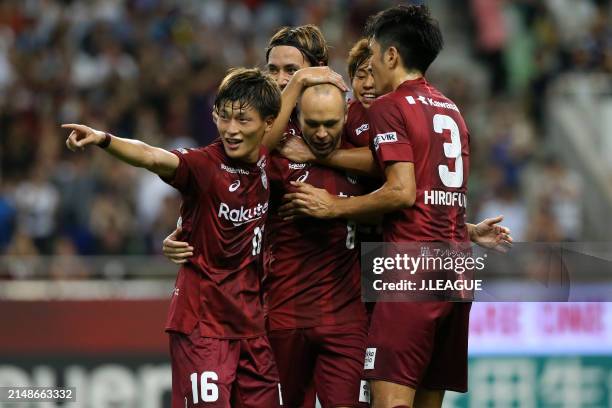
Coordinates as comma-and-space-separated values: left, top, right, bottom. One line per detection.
373, 132, 398, 150
364, 348, 376, 369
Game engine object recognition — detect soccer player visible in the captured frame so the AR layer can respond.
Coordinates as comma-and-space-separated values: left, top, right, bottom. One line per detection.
63, 68, 284, 408
278, 5, 510, 408
345, 38, 375, 147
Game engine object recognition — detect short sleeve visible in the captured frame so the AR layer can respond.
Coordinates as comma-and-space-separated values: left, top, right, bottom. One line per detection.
368, 97, 414, 168
160, 147, 213, 195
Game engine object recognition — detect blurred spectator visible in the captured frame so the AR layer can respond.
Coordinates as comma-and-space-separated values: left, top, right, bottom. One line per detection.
0, 0, 605, 278
526, 156, 583, 241
48, 235, 91, 280
13, 164, 60, 253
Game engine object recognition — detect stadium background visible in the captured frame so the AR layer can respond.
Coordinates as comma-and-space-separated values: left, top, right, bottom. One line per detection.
0, 0, 610, 406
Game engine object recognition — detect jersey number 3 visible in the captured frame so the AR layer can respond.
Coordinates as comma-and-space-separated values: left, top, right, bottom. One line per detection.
433, 114, 463, 188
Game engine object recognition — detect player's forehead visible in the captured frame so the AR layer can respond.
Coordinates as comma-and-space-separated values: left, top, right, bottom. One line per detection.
301, 94, 344, 119
218, 101, 260, 117
267, 45, 308, 68
356, 60, 372, 75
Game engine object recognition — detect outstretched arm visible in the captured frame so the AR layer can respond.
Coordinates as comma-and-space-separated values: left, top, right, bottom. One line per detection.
63, 123, 179, 179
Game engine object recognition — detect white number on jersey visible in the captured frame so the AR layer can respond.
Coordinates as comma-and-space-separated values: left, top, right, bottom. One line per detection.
433, 114, 463, 188
190, 371, 219, 403
252, 226, 264, 256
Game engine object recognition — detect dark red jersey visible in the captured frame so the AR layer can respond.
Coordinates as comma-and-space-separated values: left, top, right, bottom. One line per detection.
368, 78, 470, 243
344, 99, 370, 148
161, 140, 270, 338
285, 110, 302, 139
263, 144, 367, 330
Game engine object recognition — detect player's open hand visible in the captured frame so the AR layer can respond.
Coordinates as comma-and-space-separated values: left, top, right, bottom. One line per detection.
162, 227, 194, 264
279, 135, 316, 163
279, 181, 338, 220
62, 123, 106, 151
294, 66, 348, 92
471, 215, 513, 253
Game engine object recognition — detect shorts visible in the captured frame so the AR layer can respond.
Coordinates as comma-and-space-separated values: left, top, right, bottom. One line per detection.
363, 302, 471, 393
268, 323, 369, 407
169, 330, 282, 407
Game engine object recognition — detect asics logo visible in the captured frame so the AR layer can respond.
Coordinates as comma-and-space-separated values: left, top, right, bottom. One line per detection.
297, 171, 310, 183
229, 180, 240, 192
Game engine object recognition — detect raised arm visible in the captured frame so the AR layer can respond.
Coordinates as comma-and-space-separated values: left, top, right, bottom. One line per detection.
63, 123, 179, 179
262, 67, 348, 151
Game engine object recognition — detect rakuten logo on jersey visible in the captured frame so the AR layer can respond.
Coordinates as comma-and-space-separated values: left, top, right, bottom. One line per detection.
373, 132, 398, 150
218, 202, 269, 226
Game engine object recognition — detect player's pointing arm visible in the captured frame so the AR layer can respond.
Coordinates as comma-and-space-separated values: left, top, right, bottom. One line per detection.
62, 123, 179, 180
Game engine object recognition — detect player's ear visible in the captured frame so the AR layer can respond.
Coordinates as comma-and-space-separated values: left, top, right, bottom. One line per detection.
386, 46, 400, 69
263, 116, 275, 133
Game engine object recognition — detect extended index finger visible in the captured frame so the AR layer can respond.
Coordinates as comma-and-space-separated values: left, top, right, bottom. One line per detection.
61, 123, 90, 133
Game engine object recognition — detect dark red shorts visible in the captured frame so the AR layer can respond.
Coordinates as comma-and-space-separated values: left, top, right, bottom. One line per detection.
364, 302, 471, 393
268, 323, 369, 408
169, 330, 281, 408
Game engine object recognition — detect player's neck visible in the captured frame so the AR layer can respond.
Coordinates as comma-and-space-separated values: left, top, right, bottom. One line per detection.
391, 70, 423, 91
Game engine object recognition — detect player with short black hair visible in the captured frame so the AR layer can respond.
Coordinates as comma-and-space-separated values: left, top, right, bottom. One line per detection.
64, 67, 285, 408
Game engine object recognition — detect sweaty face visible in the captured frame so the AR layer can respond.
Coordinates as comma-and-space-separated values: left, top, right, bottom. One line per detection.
299, 87, 345, 158
352, 59, 376, 109
216, 102, 270, 163
368, 39, 393, 95
267, 45, 311, 90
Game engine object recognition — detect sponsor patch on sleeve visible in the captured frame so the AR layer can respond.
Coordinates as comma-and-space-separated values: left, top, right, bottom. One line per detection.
373, 132, 398, 150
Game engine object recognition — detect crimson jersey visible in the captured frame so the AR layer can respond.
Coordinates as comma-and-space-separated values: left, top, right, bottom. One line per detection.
369, 78, 470, 242
344, 99, 370, 148
262, 145, 367, 330
285, 110, 302, 139
161, 140, 269, 338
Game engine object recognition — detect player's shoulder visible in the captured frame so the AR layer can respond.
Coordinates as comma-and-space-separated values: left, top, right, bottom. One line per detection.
369, 91, 403, 114
347, 98, 367, 119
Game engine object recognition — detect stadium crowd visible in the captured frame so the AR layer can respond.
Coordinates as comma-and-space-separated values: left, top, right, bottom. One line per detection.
0, 0, 608, 278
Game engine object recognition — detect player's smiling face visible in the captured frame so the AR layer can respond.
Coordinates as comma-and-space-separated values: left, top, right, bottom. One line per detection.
368, 38, 393, 95
266, 45, 311, 90
298, 85, 345, 158
216, 102, 272, 164
352, 59, 376, 109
